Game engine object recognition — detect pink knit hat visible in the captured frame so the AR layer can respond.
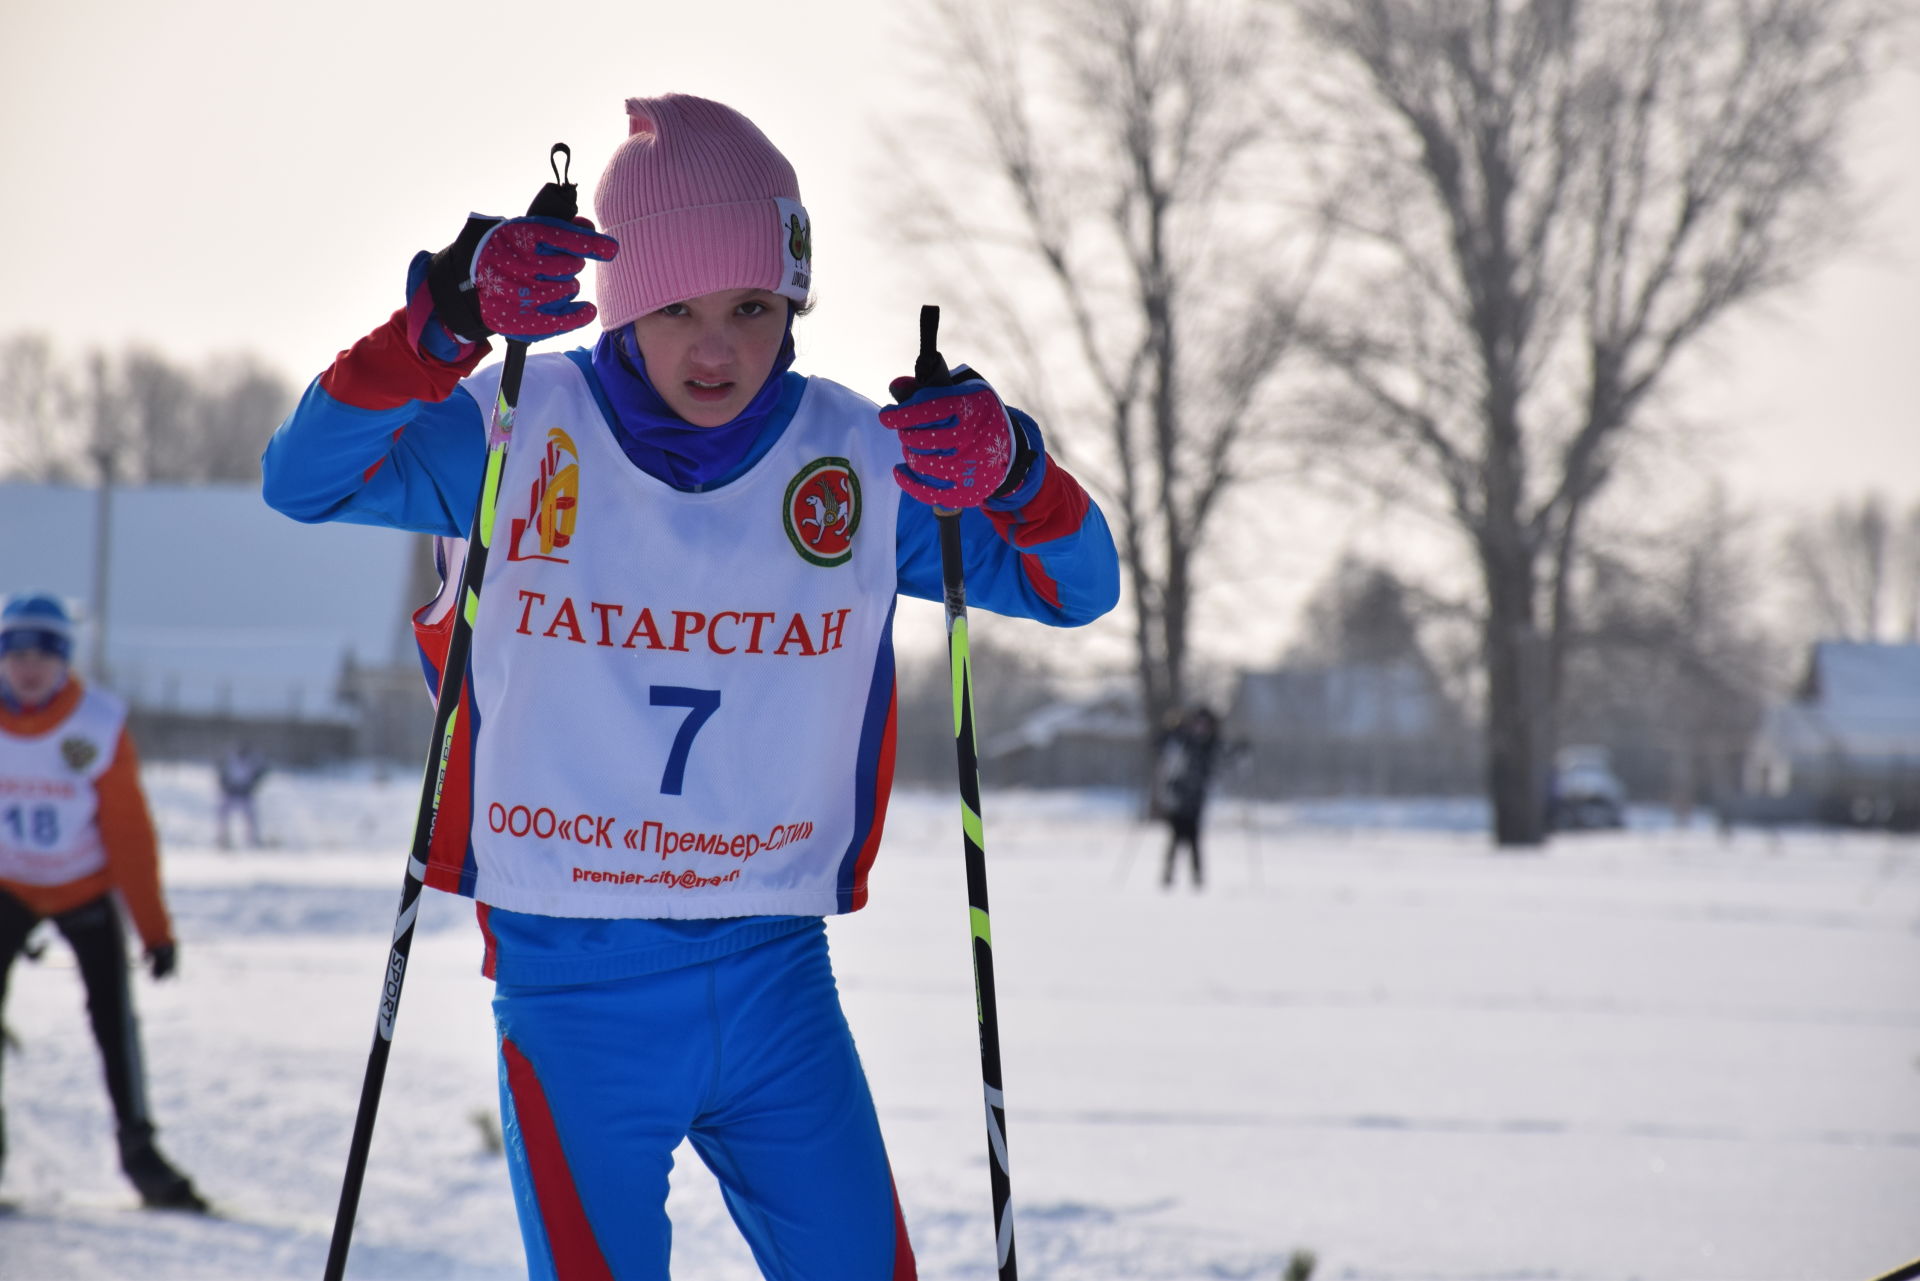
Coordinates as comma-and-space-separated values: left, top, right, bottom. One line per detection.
593, 94, 812, 331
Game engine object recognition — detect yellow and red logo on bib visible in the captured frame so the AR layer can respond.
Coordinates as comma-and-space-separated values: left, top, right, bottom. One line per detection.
509, 427, 580, 563
783, 458, 860, 567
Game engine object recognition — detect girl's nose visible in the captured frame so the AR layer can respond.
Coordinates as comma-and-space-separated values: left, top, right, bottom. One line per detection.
688, 323, 734, 367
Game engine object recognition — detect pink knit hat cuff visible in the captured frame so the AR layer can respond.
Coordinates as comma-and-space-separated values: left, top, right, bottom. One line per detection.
595, 198, 807, 331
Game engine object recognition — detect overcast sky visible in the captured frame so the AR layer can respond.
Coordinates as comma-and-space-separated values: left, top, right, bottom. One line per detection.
0, 0, 923, 398
2, 0, 1916, 667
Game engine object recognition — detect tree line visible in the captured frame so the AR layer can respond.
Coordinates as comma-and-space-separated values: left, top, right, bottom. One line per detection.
891, 488, 1918, 812
0, 334, 294, 485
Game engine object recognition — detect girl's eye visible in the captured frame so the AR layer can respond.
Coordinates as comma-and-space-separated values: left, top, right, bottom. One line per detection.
737, 301, 768, 317
660, 303, 689, 317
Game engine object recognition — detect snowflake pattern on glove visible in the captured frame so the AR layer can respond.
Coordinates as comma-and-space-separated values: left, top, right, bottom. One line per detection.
468, 215, 620, 341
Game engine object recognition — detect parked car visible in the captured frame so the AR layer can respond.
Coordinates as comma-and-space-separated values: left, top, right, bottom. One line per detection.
1550, 746, 1627, 830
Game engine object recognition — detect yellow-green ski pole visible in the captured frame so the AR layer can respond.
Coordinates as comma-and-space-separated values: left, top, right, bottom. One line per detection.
914, 303, 1017, 1280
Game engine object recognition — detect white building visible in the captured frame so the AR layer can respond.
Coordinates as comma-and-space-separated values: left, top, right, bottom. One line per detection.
0, 481, 432, 760
1744, 641, 1920, 827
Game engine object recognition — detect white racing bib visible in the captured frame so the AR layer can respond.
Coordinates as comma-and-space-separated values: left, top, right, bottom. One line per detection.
416, 354, 905, 919
0, 686, 123, 886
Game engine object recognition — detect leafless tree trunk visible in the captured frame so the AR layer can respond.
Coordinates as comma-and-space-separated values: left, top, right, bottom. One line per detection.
892, 0, 1323, 746
1292, 0, 1884, 845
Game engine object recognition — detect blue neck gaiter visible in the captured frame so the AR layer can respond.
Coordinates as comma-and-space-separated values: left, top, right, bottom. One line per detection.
590, 317, 797, 491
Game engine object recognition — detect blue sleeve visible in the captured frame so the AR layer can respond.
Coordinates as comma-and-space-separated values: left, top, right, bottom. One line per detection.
260, 377, 487, 538
894, 493, 1121, 627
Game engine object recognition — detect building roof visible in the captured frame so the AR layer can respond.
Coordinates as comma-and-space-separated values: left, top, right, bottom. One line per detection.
0, 482, 423, 720
1758, 641, 1920, 761
1233, 659, 1454, 741
982, 690, 1144, 758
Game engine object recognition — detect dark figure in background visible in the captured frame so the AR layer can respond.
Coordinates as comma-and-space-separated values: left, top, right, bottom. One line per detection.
1157, 705, 1224, 889
215, 742, 269, 850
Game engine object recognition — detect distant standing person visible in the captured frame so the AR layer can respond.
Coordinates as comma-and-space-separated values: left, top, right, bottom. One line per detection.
215, 742, 269, 850
0, 593, 206, 1210
1157, 705, 1225, 889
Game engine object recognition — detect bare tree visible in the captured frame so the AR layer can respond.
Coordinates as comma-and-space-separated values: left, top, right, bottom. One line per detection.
184, 354, 297, 484
1291, 0, 1886, 844
1563, 491, 1780, 822
0, 335, 294, 484
0, 334, 88, 481
893, 0, 1324, 747
1289, 555, 1431, 668
1783, 494, 1920, 643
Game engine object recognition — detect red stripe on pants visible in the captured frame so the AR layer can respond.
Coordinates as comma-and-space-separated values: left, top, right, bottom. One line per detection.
892, 1177, 918, 1279
501, 1037, 614, 1281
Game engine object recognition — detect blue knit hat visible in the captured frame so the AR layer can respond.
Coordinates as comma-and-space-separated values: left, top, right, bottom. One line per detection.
0, 592, 74, 662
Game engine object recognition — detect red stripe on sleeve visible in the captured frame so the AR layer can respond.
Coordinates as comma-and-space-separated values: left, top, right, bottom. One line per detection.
320, 309, 490, 412
985, 462, 1092, 549
361, 428, 404, 484
501, 1038, 614, 1281
1019, 553, 1064, 609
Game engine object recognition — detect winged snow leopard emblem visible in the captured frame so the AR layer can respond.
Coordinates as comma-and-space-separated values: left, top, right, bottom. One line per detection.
783, 458, 860, 568
800, 479, 853, 541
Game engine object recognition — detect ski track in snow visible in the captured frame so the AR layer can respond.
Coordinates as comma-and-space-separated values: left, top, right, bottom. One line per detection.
1, 764, 1916, 1280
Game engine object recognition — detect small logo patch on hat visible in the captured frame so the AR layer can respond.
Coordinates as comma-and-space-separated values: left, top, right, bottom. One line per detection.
784, 458, 860, 567
60, 736, 97, 772
775, 197, 811, 298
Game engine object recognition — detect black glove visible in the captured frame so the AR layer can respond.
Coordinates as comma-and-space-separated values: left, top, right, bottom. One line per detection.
425, 215, 504, 341
146, 941, 177, 981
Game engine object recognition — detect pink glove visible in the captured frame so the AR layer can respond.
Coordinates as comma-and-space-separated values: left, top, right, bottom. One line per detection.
426, 213, 619, 343
879, 368, 1017, 509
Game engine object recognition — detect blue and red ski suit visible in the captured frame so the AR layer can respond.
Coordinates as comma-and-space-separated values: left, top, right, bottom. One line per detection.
262, 309, 1118, 1279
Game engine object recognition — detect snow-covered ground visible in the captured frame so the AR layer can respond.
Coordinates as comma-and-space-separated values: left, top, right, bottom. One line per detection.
3, 765, 1917, 1280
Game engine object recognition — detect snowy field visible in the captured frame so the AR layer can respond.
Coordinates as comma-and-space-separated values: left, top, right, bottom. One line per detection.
2, 764, 1917, 1281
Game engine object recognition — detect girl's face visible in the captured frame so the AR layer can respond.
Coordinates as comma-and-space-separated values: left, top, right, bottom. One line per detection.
629, 288, 789, 428
0, 647, 66, 706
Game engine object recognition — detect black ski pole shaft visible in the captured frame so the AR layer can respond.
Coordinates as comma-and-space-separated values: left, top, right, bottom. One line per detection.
323, 144, 577, 1281
915, 304, 1018, 1281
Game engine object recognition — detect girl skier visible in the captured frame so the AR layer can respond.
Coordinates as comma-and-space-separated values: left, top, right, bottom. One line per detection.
262, 93, 1118, 1279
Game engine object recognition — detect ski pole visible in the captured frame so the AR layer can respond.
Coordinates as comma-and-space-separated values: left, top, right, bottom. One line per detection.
323, 144, 579, 1281
912, 304, 1018, 1281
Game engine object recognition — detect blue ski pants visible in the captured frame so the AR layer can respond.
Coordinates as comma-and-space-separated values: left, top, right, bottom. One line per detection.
490, 922, 916, 1280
